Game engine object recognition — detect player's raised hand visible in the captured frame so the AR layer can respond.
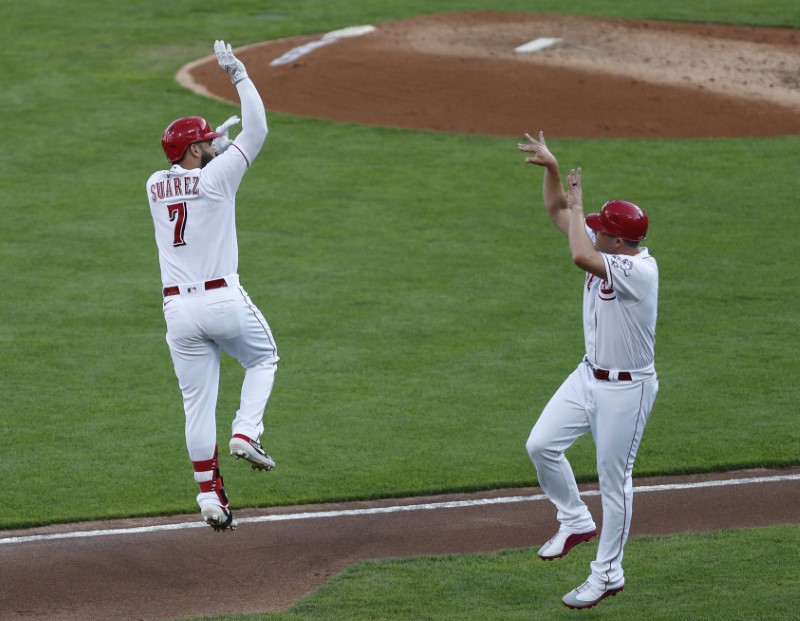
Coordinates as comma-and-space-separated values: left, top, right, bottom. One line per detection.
214, 40, 249, 84
212, 115, 240, 154
518, 131, 557, 168
216, 115, 240, 134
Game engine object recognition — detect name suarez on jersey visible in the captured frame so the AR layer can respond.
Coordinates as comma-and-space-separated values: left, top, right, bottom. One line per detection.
150, 175, 200, 202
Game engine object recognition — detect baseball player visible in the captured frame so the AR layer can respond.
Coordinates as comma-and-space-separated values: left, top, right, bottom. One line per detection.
146, 40, 279, 531
517, 131, 659, 609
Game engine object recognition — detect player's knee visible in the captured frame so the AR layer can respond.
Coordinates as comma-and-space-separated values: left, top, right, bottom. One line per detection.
246, 345, 279, 369
596, 456, 630, 481
526, 431, 562, 466
525, 433, 546, 462
249, 355, 278, 371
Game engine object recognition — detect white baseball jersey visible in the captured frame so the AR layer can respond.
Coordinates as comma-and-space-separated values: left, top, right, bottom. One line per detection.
146, 80, 266, 287
583, 228, 658, 375
147, 152, 246, 285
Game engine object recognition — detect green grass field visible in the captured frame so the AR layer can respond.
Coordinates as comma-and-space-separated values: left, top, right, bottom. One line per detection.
187, 525, 800, 621
2, 0, 799, 617
3, 0, 798, 528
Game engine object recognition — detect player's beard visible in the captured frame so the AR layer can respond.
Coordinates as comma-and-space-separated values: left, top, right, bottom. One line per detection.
200, 150, 215, 169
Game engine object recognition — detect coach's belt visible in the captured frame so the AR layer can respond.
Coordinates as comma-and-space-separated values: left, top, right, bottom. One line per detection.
163, 278, 228, 297
592, 367, 633, 382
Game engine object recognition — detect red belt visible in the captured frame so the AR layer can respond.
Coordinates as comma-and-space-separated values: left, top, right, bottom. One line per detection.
163, 278, 228, 297
592, 368, 632, 382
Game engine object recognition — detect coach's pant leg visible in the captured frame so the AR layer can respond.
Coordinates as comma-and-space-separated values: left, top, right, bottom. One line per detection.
217, 287, 279, 441
588, 376, 658, 588
526, 365, 596, 532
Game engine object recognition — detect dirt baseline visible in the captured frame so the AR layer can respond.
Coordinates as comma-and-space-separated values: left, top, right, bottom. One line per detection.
2, 468, 799, 620
182, 12, 800, 138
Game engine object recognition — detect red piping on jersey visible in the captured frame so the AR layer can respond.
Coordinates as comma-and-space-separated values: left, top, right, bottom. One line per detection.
231, 143, 250, 168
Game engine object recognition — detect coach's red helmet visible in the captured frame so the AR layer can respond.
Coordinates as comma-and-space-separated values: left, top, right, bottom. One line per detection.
586, 199, 649, 242
161, 116, 223, 163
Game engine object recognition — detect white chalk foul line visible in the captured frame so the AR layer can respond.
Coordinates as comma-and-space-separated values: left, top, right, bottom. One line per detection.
2, 474, 798, 546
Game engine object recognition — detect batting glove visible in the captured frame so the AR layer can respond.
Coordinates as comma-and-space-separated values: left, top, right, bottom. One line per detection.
212, 115, 240, 154
214, 40, 249, 84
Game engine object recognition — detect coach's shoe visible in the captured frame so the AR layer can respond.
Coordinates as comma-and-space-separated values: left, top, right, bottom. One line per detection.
538, 527, 597, 560
562, 580, 624, 609
197, 491, 236, 532
229, 434, 276, 471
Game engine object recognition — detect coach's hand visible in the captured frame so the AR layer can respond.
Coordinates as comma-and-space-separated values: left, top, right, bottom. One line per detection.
518, 131, 558, 168
214, 40, 249, 84
566, 167, 583, 210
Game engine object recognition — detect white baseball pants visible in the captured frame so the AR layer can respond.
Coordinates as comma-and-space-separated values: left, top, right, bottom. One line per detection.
163, 276, 279, 464
526, 361, 658, 588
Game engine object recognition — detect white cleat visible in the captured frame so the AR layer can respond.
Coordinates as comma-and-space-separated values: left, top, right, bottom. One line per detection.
562, 580, 624, 609
200, 502, 236, 531
538, 527, 597, 560
229, 434, 276, 471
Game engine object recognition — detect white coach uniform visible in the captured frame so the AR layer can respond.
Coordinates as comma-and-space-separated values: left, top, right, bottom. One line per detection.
146, 78, 278, 473
526, 227, 659, 591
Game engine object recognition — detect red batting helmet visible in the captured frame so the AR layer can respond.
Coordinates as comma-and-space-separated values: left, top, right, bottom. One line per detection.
161, 116, 223, 163
586, 199, 649, 242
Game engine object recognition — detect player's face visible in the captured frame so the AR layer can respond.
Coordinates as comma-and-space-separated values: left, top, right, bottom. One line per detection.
198, 141, 216, 168
595, 232, 617, 253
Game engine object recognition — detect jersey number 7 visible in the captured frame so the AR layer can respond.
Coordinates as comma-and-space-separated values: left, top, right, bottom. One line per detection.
168, 202, 187, 247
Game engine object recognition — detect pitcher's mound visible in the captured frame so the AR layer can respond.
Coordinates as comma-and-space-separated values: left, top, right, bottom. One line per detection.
181, 12, 800, 138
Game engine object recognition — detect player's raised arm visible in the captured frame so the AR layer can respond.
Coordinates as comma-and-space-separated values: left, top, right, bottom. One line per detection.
518, 131, 570, 237
214, 40, 268, 163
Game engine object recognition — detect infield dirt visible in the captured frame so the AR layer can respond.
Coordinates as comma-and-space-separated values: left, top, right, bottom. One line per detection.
2, 468, 800, 620
182, 12, 800, 138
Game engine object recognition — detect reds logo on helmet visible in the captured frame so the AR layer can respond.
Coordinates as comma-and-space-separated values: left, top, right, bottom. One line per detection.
161, 116, 223, 163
